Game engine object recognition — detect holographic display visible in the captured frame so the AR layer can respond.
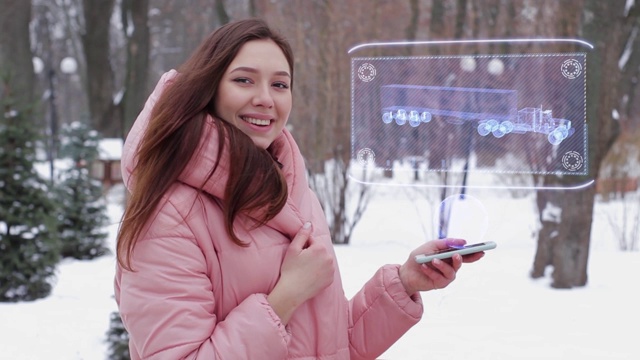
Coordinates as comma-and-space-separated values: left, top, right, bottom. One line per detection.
349, 39, 593, 190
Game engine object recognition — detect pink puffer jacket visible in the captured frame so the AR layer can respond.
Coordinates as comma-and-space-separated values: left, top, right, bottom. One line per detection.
114, 70, 423, 359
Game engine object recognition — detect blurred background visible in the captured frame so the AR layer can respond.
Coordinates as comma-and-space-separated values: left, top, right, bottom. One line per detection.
1, 0, 639, 359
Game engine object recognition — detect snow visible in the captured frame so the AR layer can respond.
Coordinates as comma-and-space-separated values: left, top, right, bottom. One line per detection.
33, 159, 74, 181
541, 201, 562, 223
59, 57, 78, 75
0, 183, 638, 360
626, 0, 636, 17
619, 26, 637, 70
98, 138, 124, 161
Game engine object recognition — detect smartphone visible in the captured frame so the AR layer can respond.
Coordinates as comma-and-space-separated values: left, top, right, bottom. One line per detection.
414, 241, 497, 264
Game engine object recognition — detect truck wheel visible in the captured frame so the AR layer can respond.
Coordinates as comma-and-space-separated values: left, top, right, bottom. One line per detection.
409, 111, 421, 127
492, 125, 507, 138
421, 112, 432, 123
382, 111, 393, 124
477, 122, 490, 136
501, 121, 514, 134
395, 109, 407, 126
548, 129, 564, 145
557, 125, 569, 139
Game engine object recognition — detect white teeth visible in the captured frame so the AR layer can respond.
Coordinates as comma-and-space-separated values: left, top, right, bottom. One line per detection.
242, 116, 270, 126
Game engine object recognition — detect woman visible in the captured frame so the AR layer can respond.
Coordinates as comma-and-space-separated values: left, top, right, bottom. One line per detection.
115, 18, 484, 360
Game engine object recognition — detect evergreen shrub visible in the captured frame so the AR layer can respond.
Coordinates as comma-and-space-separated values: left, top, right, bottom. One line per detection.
55, 121, 109, 260
0, 94, 60, 302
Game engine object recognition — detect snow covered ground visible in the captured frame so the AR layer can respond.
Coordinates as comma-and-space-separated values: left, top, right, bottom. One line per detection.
0, 183, 638, 360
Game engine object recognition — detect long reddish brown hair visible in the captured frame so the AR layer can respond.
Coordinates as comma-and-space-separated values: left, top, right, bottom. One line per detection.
117, 18, 294, 270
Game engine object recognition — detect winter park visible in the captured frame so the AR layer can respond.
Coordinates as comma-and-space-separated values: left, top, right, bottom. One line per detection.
2, 1, 640, 360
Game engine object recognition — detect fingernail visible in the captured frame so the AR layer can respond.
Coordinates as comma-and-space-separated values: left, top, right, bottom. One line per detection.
445, 239, 464, 248
303, 222, 311, 229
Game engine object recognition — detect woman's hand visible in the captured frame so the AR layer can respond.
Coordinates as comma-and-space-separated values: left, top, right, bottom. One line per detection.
399, 238, 484, 296
267, 222, 335, 324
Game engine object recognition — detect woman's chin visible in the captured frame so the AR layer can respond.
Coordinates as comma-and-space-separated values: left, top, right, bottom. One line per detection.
250, 137, 273, 150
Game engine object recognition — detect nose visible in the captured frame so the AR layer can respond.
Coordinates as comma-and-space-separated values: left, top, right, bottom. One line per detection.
252, 83, 274, 108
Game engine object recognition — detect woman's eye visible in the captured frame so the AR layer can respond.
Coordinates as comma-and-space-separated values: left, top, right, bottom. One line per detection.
273, 82, 290, 89
233, 78, 252, 84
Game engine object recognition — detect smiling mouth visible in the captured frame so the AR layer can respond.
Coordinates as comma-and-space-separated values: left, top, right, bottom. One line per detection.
241, 116, 271, 126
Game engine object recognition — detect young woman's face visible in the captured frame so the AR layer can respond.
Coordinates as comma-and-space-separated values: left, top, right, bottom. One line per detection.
215, 39, 292, 149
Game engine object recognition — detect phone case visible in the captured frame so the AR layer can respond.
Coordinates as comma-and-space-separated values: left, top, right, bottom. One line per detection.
414, 241, 497, 264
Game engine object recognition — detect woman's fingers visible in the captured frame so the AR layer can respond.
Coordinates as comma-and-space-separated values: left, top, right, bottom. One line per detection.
432, 258, 457, 280
290, 222, 312, 251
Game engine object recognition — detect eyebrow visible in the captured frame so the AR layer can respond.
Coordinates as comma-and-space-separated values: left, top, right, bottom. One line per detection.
229, 66, 291, 78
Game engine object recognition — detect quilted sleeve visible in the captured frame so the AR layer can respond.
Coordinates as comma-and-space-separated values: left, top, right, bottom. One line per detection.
347, 264, 424, 360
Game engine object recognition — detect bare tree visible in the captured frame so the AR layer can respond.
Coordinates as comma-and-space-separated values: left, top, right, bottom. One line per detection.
297, 0, 370, 244
308, 147, 371, 245
81, 0, 119, 136
120, 0, 151, 139
0, 0, 35, 113
531, 0, 640, 288
215, 0, 230, 24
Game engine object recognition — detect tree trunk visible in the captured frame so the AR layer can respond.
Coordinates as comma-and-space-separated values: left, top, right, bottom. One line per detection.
429, 0, 446, 39
532, 0, 637, 288
121, 0, 150, 139
248, 0, 257, 17
532, 175, 597, 288
82, 0, 117, 136
552, 188, 595, 287
215, 0, 230, 24
0, 0, 34, 114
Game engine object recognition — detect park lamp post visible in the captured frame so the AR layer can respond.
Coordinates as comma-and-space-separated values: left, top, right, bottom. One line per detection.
438, 56, 503, 238
33, 55, 78, 182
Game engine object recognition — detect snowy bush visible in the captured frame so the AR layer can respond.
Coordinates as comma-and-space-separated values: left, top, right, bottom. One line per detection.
0, 97, 61, 302
106, 311, 130, 360
55, 121, 109, 259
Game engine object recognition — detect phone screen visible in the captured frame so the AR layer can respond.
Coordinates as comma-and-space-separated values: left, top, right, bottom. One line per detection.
415, 241, 496, 264
433, 242, 489, 254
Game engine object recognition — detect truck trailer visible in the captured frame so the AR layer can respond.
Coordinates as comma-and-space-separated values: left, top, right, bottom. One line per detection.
380, 84, 573, 145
